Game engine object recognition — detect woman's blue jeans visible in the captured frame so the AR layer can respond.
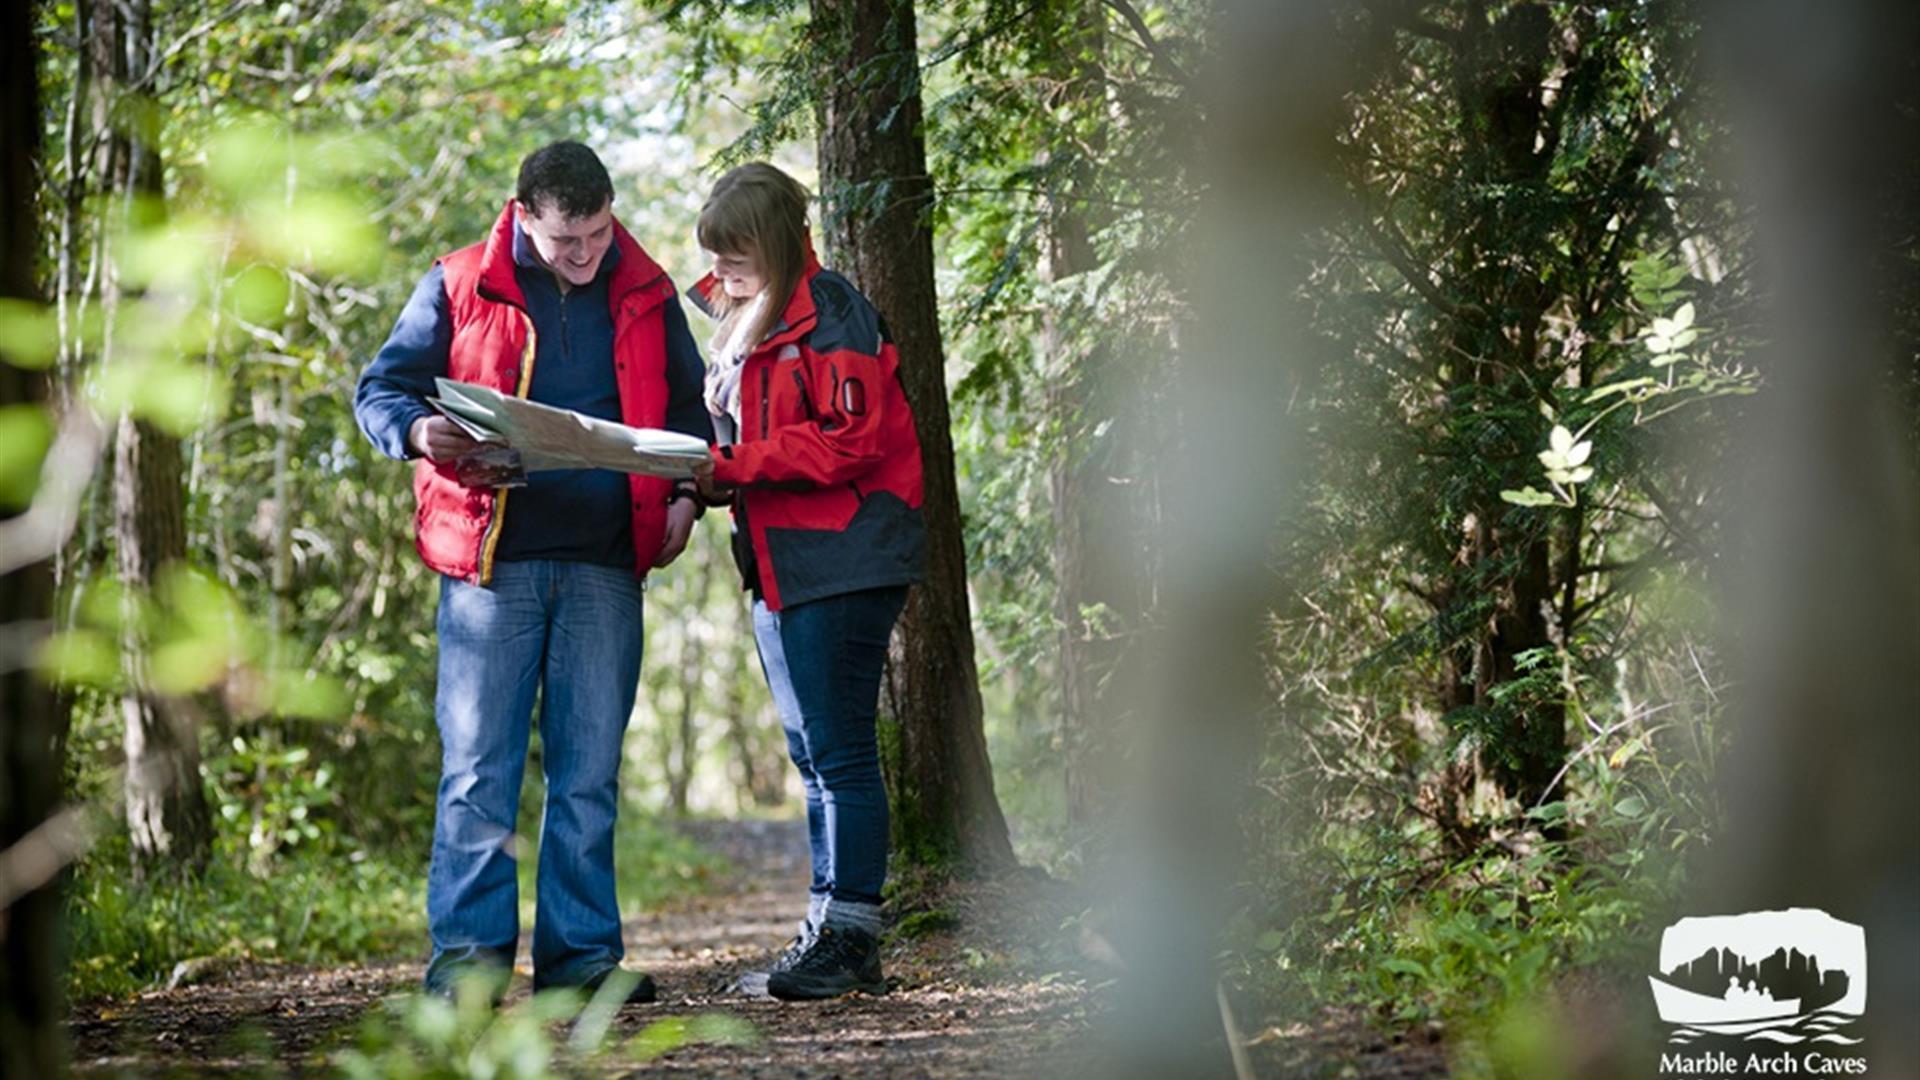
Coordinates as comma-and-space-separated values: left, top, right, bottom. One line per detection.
752, 585, 908, 907
424, 560, 643, 993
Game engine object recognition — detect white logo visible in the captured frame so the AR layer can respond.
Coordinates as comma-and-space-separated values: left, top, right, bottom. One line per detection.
1648, 908, 1866, 1047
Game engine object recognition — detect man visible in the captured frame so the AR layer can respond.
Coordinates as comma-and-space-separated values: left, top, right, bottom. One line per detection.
354, 141, 711, 1003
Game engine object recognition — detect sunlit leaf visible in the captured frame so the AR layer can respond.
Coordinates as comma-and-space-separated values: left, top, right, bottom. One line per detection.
0, 299, 59, 370
37, 629, 122, 688
118, 214, 223, 293
1608, 737, 1645, 769
0, 403, 53, 508
267, 670, 350, 719
244, 191, 380, 276
91, 357, 228, 435
159, 565, 241, 634
78, 578, 137, 632
228, 264, 291, 323
1586, 377, 1653, 401
151, 637, 233, 695
1500, 487, 1558, 507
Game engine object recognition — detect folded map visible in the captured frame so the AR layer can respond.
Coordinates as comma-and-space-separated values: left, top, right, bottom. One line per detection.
427, 377, 710, 480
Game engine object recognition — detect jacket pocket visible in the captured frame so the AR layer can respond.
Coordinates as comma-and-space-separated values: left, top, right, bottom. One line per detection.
791, 369, 819, 423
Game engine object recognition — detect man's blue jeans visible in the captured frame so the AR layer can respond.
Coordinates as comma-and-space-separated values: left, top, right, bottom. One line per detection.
424, 560, 643, 992
751, 586, 908, 906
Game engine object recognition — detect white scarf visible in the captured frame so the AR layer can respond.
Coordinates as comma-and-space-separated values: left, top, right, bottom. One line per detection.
704, 292, 767, 435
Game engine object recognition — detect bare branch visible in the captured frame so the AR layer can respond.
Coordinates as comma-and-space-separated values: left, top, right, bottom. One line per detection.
1101, 0, 1190, 85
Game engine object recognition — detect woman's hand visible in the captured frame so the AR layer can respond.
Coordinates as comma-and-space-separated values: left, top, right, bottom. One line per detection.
691, 452, 734, 506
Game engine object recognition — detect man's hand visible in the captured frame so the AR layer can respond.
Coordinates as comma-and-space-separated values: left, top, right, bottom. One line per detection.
409, 415, 482, 462
653, 497, 699, 568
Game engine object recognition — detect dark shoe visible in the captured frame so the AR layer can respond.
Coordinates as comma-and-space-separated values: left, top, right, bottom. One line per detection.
766, 925, 886, 1001
579, 966, 658, 1005
736, 923, 815, 996
425, 963, 510, 1009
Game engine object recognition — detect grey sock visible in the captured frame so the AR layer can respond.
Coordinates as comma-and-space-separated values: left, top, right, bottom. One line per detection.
806, 893, 828, 937
821, 897, 885, 938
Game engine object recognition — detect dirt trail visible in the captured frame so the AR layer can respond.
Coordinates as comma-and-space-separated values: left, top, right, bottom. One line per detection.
65, 819, 1445, 1077
66, 820, 1099, 1077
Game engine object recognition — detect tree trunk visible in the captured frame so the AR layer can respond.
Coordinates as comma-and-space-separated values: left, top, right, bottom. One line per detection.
1442, 3, 1567, 817
1038, 0, 1120, 829
1, 2, 72, 1073
1701, 1, 1920, 1065
722, 632, 785, 809
809, 0, 1015, 872
95, 0, 212, 873
668, 634, 700, 817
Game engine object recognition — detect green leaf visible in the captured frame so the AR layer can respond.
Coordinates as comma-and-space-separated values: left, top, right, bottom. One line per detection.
1500, 487, 1558, 507
1379, 957, 1428, 979
1586, 377, 1654, 402
0, 299, 58, 370
37, 629, 122, 688
1608, 737, 1645, 769
266, 671, 349, 720
0, 404, 54, 509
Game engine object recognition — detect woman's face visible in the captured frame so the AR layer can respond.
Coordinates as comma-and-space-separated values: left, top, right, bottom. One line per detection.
708, 247, 766, 301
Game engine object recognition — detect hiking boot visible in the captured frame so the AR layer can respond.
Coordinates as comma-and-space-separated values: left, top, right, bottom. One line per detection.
765, 924, 886, 1001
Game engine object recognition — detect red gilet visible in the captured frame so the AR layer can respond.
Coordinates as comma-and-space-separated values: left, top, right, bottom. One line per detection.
412, 201, 679, 584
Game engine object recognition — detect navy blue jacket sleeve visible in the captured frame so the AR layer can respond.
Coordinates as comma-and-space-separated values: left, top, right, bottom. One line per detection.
660, 294, 715, 443
354, 264, 449, 461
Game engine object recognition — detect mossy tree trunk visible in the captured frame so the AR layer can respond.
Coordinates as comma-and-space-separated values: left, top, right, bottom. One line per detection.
92, 0, 212, 874
809, 0, 1015, 873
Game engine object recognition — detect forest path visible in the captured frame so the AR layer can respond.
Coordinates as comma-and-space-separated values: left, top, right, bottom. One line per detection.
65, 818, 1447, 1077
66, 819, 1096, 1077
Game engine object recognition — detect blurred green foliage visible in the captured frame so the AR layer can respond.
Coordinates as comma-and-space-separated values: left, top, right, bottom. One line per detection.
31, 0, 744, 1001
336, 980, 757, 1080
21, 2, 1770, 1070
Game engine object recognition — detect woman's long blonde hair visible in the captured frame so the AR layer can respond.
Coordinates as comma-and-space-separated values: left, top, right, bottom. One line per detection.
698, 162, 811, 353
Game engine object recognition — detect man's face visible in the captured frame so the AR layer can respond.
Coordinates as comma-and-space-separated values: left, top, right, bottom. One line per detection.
517, 199, 614, 287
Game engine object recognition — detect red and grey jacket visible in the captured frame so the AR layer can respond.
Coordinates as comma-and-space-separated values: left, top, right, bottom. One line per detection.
695, 255, 927, 611
413, 202, 681, 584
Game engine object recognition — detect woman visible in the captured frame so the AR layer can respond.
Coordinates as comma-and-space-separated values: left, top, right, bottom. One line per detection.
690, 162, 926, 1000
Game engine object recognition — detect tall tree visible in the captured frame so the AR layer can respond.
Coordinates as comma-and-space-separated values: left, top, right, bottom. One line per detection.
1308, 0, 1734, 832
91, 0, 212, 871
1036, 0, 1125, 829
1, 0, 71, 1072
809, 0, 1016, 871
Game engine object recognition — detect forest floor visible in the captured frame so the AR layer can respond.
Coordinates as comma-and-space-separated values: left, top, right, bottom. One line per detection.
65, 819, 1449, 1078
